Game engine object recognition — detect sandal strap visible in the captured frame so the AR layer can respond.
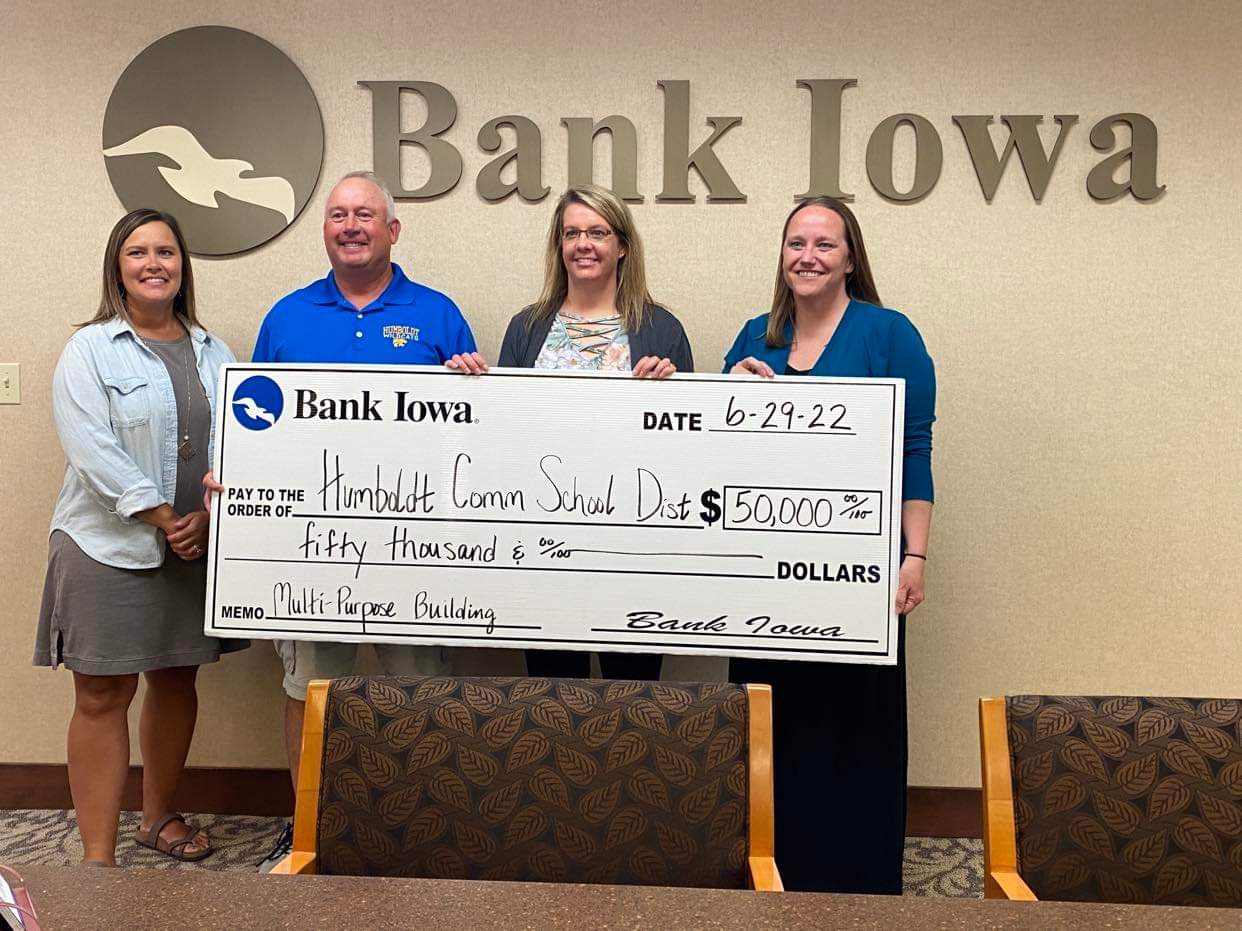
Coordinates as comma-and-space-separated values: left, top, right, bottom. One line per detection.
164, 833, 201, 854
138, 812, 186, 846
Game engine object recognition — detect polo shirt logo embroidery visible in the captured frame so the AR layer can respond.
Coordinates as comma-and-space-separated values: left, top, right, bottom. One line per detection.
383, 325, 420, 348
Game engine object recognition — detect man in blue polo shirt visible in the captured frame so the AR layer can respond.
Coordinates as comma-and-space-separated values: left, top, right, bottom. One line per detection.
252, 170, 483, 870
255, 175, 476, 364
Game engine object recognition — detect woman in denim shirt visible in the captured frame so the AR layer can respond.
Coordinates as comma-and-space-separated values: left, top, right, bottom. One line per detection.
33, 210, 245, 865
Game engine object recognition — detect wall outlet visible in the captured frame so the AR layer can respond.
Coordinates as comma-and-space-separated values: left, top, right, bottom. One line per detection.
0, 364, 20, 404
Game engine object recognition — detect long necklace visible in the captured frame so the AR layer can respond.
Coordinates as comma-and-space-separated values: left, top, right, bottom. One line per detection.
140, 327, 202, 462
174, 336, 198, 462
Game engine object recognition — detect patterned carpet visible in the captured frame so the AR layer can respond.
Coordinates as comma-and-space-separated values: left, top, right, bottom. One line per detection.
0, 809, 982, 895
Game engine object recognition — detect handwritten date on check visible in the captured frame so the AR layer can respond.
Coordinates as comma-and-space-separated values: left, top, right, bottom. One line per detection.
205, 366, 905, 664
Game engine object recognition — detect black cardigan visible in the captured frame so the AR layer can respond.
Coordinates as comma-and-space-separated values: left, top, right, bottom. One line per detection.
497, 304, 694, 373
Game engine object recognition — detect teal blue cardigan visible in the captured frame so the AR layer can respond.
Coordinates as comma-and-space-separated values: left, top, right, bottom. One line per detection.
723, 300, 936, 503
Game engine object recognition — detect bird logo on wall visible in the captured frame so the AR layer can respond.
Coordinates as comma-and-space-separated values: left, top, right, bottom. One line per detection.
104, 126, 296, 224
102, 26, 323, 256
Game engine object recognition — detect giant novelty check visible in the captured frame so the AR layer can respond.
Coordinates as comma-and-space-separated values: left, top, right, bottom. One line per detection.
205, 366, 905, 664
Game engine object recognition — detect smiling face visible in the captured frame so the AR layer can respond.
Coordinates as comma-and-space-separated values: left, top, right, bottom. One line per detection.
118, 221, 182, 311
781, 205, 854, 305
560, 202, 625, 289
323, 176, 400, 276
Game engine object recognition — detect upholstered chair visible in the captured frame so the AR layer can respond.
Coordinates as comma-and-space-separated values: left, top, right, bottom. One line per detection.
980, 695, 1242, 908
275, 676, 780, 891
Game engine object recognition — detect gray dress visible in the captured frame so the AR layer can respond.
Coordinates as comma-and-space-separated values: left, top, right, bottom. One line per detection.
34, 334, 248, 674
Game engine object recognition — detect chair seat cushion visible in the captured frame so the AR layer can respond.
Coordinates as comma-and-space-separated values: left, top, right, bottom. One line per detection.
1006, 695, 1242, 907
317, 676, 751, 887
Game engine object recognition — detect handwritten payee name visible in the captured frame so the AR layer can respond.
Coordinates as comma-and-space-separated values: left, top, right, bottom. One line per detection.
316, 450, 692, 522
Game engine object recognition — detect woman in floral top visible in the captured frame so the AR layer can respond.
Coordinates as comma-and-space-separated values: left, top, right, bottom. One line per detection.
495, 184, 694, 681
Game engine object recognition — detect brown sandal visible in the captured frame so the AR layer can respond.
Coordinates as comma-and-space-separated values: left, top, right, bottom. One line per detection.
134, 814, 213, 862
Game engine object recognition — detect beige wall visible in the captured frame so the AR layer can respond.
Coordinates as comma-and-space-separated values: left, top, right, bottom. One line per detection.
1, 0, 1238, 788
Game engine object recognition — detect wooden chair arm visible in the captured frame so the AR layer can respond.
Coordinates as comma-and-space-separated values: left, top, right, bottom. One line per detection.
988, 869, 1037, 901
291, 680, 330, 850
269, 852, 317, 875
748, 856, 784, 892
979, 697, 1040, 900
745, 683, 778, 894
267, 680, 329, 880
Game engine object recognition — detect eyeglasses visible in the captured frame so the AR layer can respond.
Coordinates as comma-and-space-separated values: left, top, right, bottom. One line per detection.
561, 227, 613, 243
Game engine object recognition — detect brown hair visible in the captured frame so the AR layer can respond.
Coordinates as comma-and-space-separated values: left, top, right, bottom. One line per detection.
527, 185, 655, 332
765, 196, 880, 348
80, 209, 200, 328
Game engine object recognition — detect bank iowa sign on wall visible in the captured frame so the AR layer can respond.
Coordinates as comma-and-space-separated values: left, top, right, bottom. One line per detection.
361, 78, 1162, 206
103, 27, 1164, 255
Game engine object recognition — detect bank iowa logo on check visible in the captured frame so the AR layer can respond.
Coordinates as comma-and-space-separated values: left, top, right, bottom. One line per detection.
231, 376, 476, 428
102, 26, 323, 256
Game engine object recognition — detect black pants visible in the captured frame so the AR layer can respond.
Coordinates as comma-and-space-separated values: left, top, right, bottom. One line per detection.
525, 649, 663, 681
729, 623, 907, 894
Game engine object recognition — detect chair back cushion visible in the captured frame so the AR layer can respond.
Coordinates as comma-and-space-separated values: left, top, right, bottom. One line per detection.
317, 676, 750, 887
1006, 695, 1242, 907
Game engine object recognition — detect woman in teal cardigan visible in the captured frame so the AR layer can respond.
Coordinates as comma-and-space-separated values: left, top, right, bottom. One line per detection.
725, 196, 936, 894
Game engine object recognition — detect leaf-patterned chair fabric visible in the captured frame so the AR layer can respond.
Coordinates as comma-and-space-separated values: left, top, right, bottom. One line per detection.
1006, 695, 1242, 907
315, 676, 751, 887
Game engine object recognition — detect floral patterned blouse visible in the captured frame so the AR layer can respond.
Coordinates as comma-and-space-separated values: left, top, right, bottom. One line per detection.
533, 310, 631, 371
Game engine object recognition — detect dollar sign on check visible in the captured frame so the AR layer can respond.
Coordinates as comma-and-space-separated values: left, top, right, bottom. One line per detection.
699, 489, 722, 525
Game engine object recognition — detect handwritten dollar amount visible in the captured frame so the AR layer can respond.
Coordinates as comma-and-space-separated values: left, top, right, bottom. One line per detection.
698, 486, 883, 535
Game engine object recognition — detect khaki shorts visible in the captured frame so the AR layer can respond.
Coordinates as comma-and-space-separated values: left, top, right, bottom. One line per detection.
276, 640, 450, 700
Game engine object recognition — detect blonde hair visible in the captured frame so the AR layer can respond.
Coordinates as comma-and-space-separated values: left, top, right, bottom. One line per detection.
527, 185, 655, 332
765, 196, 880, 348
80, 209, 200, 329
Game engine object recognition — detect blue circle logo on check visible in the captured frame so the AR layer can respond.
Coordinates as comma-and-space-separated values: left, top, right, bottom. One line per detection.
231, 375, 284, 430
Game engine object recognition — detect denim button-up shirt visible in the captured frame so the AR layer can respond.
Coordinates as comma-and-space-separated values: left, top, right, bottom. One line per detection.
49, 316, 235, 568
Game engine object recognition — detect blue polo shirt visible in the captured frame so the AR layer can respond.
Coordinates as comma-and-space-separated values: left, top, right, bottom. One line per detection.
253, 263, 476, 364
